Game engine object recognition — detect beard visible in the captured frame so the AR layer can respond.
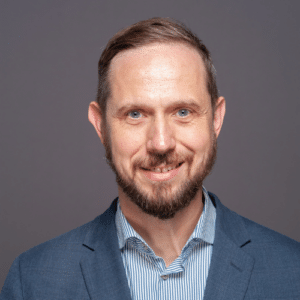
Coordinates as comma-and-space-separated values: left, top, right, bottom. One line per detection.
102, 124, 217, 220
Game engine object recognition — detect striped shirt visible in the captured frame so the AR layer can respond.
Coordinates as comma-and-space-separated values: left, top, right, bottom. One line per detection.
115, 186, 216, 300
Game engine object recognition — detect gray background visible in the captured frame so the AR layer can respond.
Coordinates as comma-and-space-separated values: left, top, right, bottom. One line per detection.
1, 0, 300, 289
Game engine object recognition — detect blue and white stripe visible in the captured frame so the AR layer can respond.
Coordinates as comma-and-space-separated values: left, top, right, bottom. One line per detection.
115, 186, 216, 300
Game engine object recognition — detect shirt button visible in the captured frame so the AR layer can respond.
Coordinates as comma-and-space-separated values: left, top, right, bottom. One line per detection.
161, 275, 169, 280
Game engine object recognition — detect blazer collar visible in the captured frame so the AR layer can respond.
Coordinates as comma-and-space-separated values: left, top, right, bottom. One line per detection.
80, 193, 254, 300
80, 198, 132, 300
203, 192, 254, 300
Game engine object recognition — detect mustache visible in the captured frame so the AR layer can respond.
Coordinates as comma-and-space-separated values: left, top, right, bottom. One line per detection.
134, 151, 193, 170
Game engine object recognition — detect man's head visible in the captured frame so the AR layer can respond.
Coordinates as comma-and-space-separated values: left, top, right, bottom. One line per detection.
89, 18, 225, 219
96, 17, 219, 125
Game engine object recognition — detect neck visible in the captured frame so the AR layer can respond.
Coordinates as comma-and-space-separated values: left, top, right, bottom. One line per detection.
118, 188, 204, 267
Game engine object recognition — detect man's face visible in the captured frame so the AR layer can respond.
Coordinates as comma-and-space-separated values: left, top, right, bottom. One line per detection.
90, 43, 225, 219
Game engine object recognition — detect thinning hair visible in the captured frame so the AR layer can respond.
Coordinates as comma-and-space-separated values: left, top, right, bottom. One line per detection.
96, 17, 219, 124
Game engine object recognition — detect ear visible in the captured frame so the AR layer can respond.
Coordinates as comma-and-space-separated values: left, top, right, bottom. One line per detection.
88, 101, 105, 144
213, 96, 226, 138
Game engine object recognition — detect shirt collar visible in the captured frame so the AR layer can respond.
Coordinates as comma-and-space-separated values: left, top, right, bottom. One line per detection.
186, 186, 216, 245
115, 186, 216, 250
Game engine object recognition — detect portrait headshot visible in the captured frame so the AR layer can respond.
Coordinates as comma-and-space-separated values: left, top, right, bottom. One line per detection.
1, 1, 300, 299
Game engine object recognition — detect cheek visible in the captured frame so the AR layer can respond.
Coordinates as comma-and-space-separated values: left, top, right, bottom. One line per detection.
177, 125, 212, 152
110, 126, 143, 159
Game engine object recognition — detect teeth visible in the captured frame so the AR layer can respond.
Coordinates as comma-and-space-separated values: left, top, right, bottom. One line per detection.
150, 165, 178, 173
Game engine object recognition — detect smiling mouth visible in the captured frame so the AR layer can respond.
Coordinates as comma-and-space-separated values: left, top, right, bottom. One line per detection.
141, 162, 183, 173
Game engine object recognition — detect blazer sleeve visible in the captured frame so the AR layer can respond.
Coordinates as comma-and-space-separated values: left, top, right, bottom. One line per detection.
0, 256, 24, 300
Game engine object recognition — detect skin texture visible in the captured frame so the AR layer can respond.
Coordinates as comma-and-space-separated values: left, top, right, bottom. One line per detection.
89, 43, 226, 266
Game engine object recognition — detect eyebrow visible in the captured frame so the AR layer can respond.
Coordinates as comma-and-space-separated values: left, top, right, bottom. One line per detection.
115, 100, 202, 116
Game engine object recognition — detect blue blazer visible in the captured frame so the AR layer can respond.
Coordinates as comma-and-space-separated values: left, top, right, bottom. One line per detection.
1, 193, 300, 299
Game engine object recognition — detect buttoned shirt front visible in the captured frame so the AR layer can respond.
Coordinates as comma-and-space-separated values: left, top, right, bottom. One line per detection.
115, 186, 216, 300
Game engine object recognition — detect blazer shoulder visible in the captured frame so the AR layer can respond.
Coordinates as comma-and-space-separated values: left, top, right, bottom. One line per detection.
13, 199, 118, 269
1, 202, 120, 299
232, 211, 300, 296
17, 215, 101, 266
241, 214, 300, 247
235, 212, 300, 267
209, 191, 300, 254
209, 191, 300, 268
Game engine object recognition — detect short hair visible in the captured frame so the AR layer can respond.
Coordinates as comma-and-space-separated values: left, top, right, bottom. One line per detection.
96, 17, 219, 123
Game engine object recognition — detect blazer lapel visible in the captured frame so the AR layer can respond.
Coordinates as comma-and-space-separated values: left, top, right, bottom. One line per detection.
80, 199, 132, 300
78, 194, 254, 300
203, 193, 254, 300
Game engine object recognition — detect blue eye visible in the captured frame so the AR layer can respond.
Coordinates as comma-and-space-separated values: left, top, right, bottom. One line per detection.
128, 111, 142, 119
177, 109, 190, 117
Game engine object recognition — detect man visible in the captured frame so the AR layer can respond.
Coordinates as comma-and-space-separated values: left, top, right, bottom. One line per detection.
1, 17, 300, 300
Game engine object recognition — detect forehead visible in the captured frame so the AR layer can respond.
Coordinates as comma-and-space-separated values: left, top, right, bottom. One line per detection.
110, 42, 206, 80
108, 43, 209, 111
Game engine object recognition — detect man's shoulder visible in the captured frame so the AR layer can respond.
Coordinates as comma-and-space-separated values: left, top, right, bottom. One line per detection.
230, 209, 300, 296
241, 211, 298, 244
17, 217, 96, 266
240, 212, 300, 258
222, 199, 300, 261
1, 201, 121, 299
207, 192, 300, 300
17, 200, 118, 267
210, 192, 300, 259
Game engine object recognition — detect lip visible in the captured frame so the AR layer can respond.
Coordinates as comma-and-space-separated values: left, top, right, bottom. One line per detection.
141, 163, 184, 181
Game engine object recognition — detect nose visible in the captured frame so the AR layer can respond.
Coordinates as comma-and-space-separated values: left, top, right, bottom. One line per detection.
146, 116, 176, 153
